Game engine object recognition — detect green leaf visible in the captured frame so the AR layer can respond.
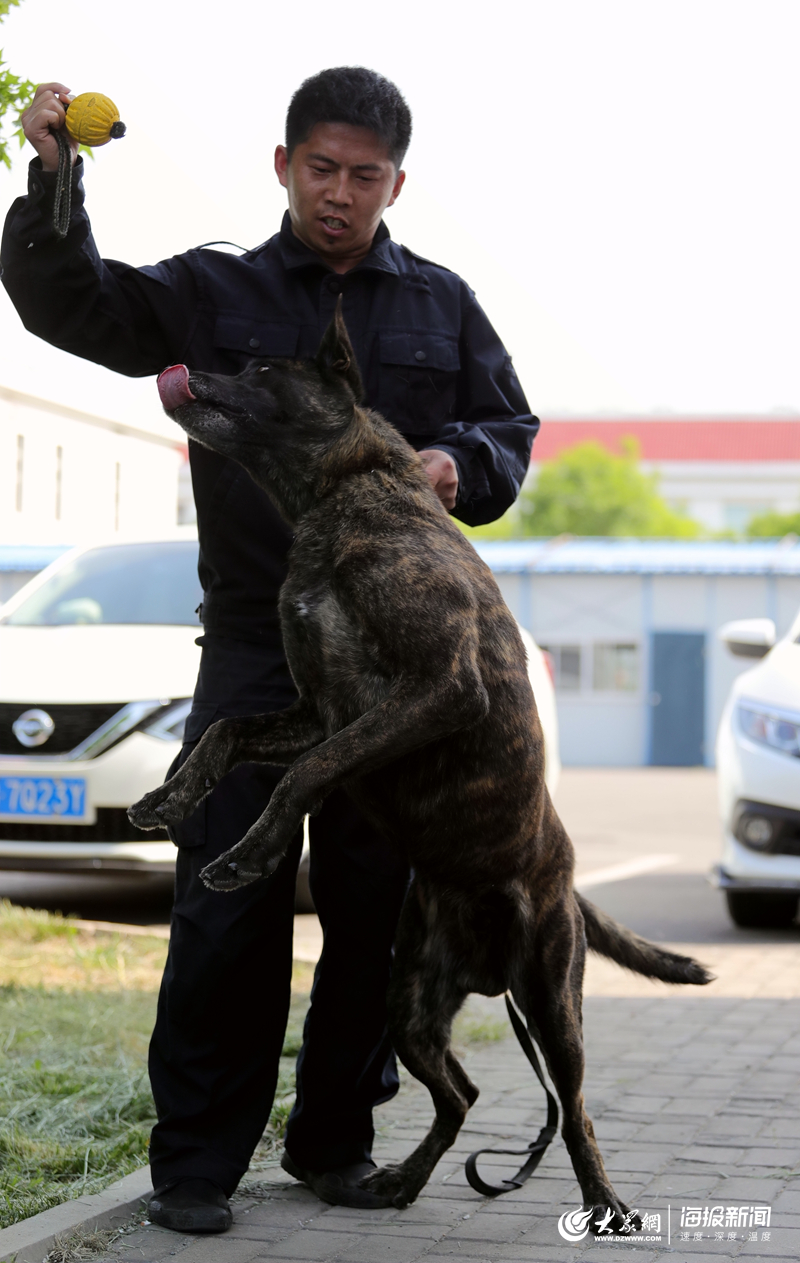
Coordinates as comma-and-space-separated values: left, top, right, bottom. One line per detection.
746, 510, 800, 539
460, 436, 703, 540
0, 5, 38, 170
517, 438, 701, 538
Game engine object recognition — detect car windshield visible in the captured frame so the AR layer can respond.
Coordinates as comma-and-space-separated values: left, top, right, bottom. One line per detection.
0, 542, 203, 627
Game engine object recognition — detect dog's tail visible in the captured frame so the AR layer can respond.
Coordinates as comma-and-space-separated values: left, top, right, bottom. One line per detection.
576, 892, 713, 985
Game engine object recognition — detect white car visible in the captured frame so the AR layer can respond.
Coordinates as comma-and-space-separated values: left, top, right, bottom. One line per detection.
0, 532, 202, 876
715, 613, 800, 928
0, 536, 559, 881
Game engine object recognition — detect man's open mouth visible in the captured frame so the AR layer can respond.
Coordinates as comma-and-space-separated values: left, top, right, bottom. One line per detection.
321, 217, 347, 231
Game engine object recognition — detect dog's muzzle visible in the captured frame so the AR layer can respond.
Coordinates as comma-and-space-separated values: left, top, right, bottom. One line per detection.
158, 364, 196, 411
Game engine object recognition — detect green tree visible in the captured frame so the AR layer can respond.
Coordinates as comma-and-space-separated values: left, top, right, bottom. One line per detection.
746, 509, 800, 539
476, 436, 698, 538
0, 1, 35, 170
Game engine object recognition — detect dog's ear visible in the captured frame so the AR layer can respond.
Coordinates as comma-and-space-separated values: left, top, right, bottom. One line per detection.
316, 297, 364, 401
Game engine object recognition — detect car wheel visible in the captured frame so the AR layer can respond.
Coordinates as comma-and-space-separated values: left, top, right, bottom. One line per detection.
725, 890, 798, 929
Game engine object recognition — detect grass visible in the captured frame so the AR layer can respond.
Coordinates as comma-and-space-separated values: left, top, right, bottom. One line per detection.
43, 1226, 123, 1262
0, 899, 510, 1231
0, 900, 313, 1230
452, 1011, 509, 1046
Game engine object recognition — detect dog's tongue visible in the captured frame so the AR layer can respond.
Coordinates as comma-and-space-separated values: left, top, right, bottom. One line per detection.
157, 365, 196, 411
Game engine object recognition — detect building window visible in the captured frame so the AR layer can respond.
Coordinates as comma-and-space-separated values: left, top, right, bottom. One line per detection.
55, 446, 63, 520
593, 643, 639, 691
15, 435, 23, 512
540, 644, 581, 691
724, 503, 770, 533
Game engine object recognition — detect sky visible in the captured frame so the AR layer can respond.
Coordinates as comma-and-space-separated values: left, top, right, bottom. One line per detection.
0, 0, 799, 439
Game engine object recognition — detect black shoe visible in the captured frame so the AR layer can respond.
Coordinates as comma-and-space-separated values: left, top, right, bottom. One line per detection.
281, 1150, 391, 1208
148, 1178, 233, 1234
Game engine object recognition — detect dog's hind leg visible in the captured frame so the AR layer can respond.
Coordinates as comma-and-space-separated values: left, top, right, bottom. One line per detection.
129, 697, 324, 830
509, 901, 640, 1233
358, 891, 478, 1209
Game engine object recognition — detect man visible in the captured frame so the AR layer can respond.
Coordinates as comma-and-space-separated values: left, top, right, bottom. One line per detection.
2, 67, 538, 1234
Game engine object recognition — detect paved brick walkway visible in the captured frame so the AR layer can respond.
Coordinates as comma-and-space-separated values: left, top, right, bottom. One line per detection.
99, 941, 800, 1263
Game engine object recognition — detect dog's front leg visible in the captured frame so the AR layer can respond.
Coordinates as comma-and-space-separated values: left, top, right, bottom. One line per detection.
201, 674, 487, 891
128, 696, 324, 830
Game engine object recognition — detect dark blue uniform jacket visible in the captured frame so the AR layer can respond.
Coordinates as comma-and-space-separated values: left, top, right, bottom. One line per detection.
2, 159, 538, 647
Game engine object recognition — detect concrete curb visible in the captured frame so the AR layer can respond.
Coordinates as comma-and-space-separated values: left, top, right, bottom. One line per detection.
0, 1167, 151, 1263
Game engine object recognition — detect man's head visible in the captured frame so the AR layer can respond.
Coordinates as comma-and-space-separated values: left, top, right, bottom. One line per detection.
275, 68, 412, 273
286, 67, 412, 169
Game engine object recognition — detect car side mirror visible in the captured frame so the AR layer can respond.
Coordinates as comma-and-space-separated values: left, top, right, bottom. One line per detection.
718, 618, 776, 659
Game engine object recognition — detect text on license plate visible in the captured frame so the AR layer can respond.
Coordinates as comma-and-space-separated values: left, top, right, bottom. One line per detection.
0, 776, 87, 818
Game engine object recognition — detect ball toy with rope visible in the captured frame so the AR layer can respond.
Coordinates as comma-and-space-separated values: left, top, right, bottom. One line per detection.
53, 92, 126, 239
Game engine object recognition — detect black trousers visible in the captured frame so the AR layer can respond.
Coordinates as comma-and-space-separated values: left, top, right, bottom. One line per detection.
148, 635, 410, 1195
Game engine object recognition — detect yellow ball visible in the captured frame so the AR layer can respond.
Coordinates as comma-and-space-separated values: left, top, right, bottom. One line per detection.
64, 93, 126, 147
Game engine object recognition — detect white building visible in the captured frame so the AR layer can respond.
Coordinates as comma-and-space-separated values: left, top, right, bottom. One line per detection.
478, 539, 800, 768
0, 385, 185, 549
532, 417, 800, 532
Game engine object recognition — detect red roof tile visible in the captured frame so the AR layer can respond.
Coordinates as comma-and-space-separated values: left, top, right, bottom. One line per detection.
533, 419, 800, 462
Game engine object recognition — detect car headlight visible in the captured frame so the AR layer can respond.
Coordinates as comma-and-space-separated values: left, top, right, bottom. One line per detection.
143, 699, 193, 743
738, 702, 800, 757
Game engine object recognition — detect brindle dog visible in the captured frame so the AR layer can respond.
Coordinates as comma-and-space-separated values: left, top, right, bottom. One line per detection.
130, 306, 710, 1228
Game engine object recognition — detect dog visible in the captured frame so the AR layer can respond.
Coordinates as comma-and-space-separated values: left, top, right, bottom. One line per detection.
129, 305, 711, 1228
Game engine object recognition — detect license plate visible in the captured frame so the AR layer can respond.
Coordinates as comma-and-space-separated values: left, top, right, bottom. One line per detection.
0, 776, 89, 821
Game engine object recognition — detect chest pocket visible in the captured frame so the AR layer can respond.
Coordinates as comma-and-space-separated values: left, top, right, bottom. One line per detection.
377, 329, 460, 435
212, 316, 300, 372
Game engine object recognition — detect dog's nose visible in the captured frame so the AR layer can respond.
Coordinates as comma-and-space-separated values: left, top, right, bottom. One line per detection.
158, 364, 196, 411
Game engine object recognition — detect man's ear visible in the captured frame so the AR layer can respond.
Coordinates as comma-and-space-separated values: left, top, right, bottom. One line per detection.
316, 297, 364, 401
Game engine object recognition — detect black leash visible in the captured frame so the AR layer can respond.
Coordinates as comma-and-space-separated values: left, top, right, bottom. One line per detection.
53, 130, 72, 240
464, 995, 559, 1197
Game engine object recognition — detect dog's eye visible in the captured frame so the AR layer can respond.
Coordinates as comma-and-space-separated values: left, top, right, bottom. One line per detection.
258, 366, 270, 374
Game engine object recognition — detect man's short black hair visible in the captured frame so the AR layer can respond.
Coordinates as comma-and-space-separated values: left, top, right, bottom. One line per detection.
286, 67, 412, 169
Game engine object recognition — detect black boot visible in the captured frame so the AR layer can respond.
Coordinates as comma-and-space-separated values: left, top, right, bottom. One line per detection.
148, 1178, 233, 1234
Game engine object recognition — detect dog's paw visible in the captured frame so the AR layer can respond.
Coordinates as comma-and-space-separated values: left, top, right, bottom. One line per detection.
127, 788, 178, 831
587, 1201, 642, 1235
200, 851, 281, 892
200, 856, 260, 891
129, 776, 213, 829
359, 1164, 416, 1210
618, 1205, 643, 1234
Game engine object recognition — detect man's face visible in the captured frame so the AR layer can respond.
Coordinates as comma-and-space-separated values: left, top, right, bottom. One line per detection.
275, 122, 405, 273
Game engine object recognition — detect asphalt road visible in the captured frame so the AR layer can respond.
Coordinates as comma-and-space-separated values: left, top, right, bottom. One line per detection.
1, 766, 798, 944
555, 766, 800, 945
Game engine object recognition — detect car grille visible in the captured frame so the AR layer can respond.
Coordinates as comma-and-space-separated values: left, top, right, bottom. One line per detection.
0, 702, 124, 755
0, 807, 169, 842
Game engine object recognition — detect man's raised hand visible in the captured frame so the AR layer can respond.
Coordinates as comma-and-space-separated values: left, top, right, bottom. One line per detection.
21, 83, 78, 173
419, 449, 459, 511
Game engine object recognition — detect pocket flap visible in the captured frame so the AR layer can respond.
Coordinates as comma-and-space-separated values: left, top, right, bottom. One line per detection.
379, 329, 460, 372
213, 316, 299, 357
183, 702, 219, 745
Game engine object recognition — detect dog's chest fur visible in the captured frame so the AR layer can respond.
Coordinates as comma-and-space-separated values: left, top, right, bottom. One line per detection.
279, 570, 391, 734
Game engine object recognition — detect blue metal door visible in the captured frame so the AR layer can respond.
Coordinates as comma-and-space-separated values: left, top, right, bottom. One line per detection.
649, 632, 706, 766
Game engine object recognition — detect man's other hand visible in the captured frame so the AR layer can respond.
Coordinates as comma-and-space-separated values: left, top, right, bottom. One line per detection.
419, 449, 458, 511
21, 84, 78, 173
